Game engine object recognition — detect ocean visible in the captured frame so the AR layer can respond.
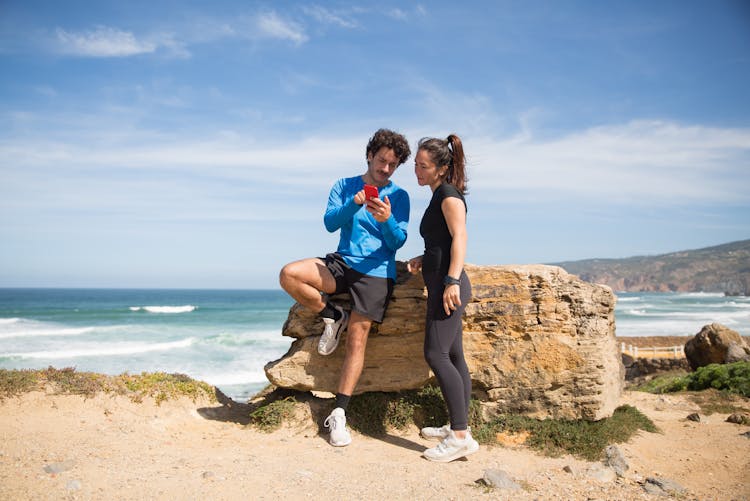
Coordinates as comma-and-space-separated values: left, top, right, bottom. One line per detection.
1, 289, 748, 402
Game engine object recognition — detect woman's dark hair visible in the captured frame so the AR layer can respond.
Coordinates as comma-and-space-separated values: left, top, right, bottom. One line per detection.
417, 134, 468, 194
366, 128, 411, 165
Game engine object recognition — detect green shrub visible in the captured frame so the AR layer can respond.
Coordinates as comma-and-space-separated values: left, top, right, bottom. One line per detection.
0, 369, 40, 399
471, 405, 657, 461
686, 362, 750, 396
249, 397, 297, 432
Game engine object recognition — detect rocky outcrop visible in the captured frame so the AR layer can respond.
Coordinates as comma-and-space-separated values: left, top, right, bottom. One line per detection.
623, 357, 689, 381
553, 239, 750, 293
265, 263, 623, 420
684, 323, 750, 370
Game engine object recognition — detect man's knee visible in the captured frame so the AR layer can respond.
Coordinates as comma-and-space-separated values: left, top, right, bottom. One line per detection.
345, 320, 371, 353
279, 263, 296, 290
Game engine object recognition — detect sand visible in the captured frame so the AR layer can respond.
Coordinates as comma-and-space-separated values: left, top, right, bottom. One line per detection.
1, 386, 748, 501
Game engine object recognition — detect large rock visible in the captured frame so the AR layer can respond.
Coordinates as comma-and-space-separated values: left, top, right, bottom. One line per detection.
684, 323, 750, 370
265, 263, 623, 420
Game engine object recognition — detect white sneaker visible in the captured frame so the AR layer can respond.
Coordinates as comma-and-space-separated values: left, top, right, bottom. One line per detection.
318, 307, 348, 356
324, 407, 352, 447
421, 424, 472, 441
422, 430, 479, 463
421, 424, 451, 440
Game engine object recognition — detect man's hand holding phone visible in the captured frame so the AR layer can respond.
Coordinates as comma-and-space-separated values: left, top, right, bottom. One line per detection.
363, 184, 379, 200
354, 184, 378, 205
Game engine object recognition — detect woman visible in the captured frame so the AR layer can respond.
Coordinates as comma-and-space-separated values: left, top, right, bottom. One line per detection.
408, 134, 478, 463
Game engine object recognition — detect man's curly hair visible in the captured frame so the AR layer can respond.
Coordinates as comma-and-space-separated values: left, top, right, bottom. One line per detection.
366, 129, 411, 165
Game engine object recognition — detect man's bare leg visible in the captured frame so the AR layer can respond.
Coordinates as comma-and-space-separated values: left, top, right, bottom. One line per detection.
279, 258, 337, 312
336, 311, 372, 395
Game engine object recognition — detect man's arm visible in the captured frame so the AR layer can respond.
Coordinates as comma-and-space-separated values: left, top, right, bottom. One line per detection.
323, 180, 360, 233
379, 190, 409, 250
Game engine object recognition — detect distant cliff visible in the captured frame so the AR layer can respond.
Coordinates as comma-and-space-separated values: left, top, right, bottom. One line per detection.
552, 239, 750, 295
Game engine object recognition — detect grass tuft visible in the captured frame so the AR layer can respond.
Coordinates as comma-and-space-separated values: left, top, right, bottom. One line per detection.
249, 397, 297, 432
0, 367, 216, 404
472, 404, 658, 461
0, 369, 40, 399
261, 386, 658, 462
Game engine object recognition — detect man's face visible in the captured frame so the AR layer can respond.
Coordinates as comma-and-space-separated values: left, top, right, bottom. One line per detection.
366, 147, 400, 186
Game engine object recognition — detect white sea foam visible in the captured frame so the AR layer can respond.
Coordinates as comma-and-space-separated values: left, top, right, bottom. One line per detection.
196, 370, 268, 386
5, 337, 196, 360
616, 297, 641, 302
130, 305, 196, 313
0, 318, 21, 325
0, 318, 97, 339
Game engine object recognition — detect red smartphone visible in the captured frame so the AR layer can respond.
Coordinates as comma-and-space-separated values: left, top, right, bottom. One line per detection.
363, 184, 379, 200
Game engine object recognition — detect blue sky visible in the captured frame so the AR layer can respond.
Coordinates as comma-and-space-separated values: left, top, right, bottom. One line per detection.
1, 1, 749, 288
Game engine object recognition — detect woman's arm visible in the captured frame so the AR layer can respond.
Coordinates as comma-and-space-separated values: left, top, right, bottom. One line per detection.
442, 197, 467, 279
441, 196, 467, 315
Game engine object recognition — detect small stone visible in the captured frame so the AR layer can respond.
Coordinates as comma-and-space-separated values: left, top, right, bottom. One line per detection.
644, 476, 686, 496
726, 413, 750, 425
43, 460, 75, 474
686, 413, 702, 422
481, 469, 521, 490
201, 471, 215, 479
587, 463, 616, 483
604, 445, 629, 477
66, 480, 81, 491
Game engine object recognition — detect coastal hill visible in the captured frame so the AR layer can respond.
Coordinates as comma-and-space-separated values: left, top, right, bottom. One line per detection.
551, 239, 750, 294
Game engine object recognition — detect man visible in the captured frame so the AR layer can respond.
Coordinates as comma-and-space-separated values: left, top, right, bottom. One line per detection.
279, 128, 411, 446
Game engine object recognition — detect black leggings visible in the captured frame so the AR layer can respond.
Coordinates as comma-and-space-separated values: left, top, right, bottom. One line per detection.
422, 270, 472, 431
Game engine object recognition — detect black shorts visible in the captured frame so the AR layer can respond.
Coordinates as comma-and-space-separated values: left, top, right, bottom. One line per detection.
321, 253, 394, 323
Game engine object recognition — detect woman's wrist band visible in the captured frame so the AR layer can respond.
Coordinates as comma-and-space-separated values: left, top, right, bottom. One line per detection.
443, 275, 461, 286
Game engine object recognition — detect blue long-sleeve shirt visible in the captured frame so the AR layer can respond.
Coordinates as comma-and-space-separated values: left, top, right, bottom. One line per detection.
324, 176, 409, 279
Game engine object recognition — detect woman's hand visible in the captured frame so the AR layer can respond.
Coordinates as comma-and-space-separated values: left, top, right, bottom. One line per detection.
406, 256, 423, 274
443, 284, 461, 315
366, 195, 392, 223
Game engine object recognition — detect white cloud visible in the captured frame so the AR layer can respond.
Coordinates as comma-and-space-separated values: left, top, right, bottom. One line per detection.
387, 8, 409, 20
302, 5, 359, 28
468, 120, 750, 204
55, 26, 157, 57
256, 12, 308, 45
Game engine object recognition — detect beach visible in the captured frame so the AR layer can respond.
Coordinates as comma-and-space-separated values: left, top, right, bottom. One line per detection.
1, 383, 748, 500
1, 290, 749, 499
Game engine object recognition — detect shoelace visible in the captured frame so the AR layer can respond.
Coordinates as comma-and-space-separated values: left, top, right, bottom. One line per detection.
324, 415, 340, 430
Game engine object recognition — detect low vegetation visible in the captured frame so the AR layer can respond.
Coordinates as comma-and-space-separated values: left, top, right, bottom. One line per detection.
633, 361, 750, 415
633, 361, 750, 397
249, 386, 658, 461
0, 367, 216, 404
249, 396, 297, 431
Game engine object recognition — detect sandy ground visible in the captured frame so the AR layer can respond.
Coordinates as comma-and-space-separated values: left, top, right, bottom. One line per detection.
1, 387, 748, 501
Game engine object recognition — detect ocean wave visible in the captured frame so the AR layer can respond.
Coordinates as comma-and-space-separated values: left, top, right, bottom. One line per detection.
625, 309, 647, 316
3, 337, 196, 360
195, 370, 268, 386
129, 305, 196, 314
0, 317, 21, 325
0, 318, 97, 339
203, 330, 287, 347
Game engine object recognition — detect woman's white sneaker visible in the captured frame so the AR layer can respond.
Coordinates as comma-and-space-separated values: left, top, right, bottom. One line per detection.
420, 424, 451, 440
422, 430, 479, 462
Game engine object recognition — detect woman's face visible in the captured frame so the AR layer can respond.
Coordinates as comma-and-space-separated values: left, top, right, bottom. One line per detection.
414, 149, 447, 190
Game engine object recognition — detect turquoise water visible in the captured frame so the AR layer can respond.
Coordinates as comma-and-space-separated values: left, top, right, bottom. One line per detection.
0, 289, 293, 402
1, 289, 748, 402
615, 292, 750, 338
